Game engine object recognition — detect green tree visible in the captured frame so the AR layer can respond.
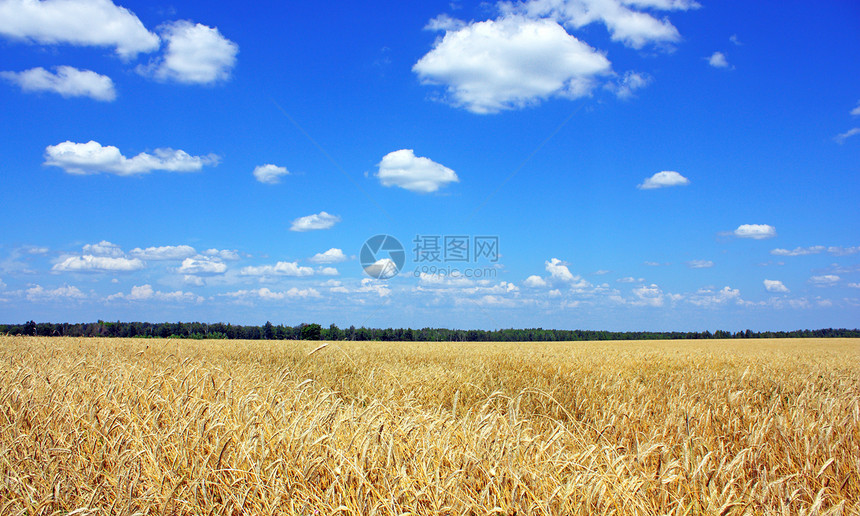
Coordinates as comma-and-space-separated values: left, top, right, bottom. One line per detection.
301, 323, 322, 340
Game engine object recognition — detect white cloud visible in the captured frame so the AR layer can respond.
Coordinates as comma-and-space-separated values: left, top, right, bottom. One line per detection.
609, 70, 650, 99
177, 256, 227, 275
732, 224, 776, 240
109, 284, 200, 303
129, 244, 196, 261
357, 278, 392, 297
848, 283, 860, 289
52, 254, 143, 272
414, 15, 611, 114
0, 66, 116, 101
504, 0, 697, 49
290, 211, 341, 232
425, 13, 467, 31
0, 278, 5, 290
763, 279, 789, 293
828, 246, 860, 256
617, 276, 643, 283
183, 275, 204, 287
809, 275, 839, 286
141, 21, 238, 84
638, 170, 689, 189
25, 284, 85, 301
687, 260, 713, 269
203, 248, 240, 260
729, 34, 741, 46
308, 248, 347, 264
363, 258, 399, 280
44, 140, 219, 176
545, 258, 575, 282
851, 101, 860, 116
770, 246, 825, 256
0, 0, 160, 59
240, 261, 313, 277
687, 286, 740, 307
835, 128, 860, 144
82, 240, 123, 257
317, 267, 339, 276
223, 287, 321, 301
376, 149, 459, 193
524, 275, 548, 287
708, 51, 729, 68
631, 283, 663, 306
253, 164, 289, 184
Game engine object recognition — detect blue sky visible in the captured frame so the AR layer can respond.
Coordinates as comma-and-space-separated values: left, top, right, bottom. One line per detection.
1, 0, 858, 331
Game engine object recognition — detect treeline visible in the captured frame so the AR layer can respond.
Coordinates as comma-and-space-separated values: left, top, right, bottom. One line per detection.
2, 321, 859, 341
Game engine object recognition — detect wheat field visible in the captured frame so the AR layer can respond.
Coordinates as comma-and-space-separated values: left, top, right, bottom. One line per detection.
0, 336, 857, 515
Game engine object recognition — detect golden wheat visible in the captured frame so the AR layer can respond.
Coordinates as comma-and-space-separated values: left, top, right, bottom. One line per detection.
0, 336, 857, 515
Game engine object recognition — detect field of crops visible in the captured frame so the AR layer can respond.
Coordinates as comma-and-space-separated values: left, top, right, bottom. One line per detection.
1, 336, 858, 515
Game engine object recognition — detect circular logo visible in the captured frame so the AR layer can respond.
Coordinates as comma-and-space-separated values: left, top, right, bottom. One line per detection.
360, 235, 405, 279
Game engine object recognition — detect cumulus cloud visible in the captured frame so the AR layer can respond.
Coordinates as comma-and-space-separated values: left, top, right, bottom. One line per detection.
183, 275, 204, 287
376, 149, 459, 193
524, 275, 549, 287
686, 260, 713, 269
707, 51, 729, 68
140, 21, 238, 84
631, 283, 663, 306
851, 101, 860, 116
687, 286, 741, 307
770, 246, 825, 256
308, 248, 347, 264
763, 279, 789, 293
414, 15, 611, 114
363, 258, 399, 280
0, 0, 160, 59
290, 211, 341, 232
503, 0, 698, 49
82, 240, 123, 257
129, 245, 196, 261
834, 128, 860, 144
109, 284, 200, 303
425, 13, 467, 31
358, 278, 393, 297
25, 284, 85, 301
617, 276, 643, 283
535, 258, 592, 289
253, 164, 289, 184
731, 224, 776, 240
638, 170, 689, 189
203, 248, 240, 260
545, 258, 575, 282
222, 287, 321, 301
608, 70, 650, 99
177, 256, 227, 275
809, 275, 839, 286
52, 254, 143, 272
0, 66, 116, 101
828, 246, 860, 256
44, 140, 219, 176
240, 261, 314, 277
